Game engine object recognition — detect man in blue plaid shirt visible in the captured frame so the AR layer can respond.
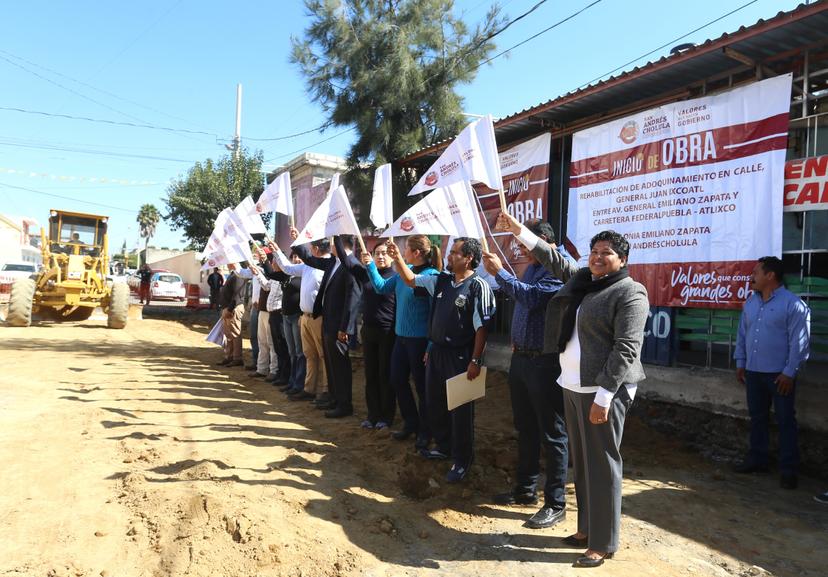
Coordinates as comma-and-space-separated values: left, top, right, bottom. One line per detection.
483, 219, 576, 530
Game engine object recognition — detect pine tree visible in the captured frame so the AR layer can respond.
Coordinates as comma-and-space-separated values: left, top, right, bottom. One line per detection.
291, 0, 504, 221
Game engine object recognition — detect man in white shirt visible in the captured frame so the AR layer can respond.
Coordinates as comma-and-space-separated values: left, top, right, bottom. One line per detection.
272, 239, 329, 403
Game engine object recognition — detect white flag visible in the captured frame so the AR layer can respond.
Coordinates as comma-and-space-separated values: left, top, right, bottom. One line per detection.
382, 180, 484, 238
370, 163, 393, 229
408, 114, 502, 196
257, 171, 293, 216
235, 196, 268, 236
215, 207, 252, 244
201, 241, 254, 270
291, 185, 361, 246
328, 173, 340, 194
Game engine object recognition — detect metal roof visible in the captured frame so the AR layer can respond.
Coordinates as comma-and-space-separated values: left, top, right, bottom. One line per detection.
398, 1, 828, 166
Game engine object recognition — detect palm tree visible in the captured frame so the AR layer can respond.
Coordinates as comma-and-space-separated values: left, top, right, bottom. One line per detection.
137, 204, 161, 264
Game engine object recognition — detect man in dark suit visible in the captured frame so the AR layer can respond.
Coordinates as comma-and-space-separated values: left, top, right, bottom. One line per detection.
291, 228, 362, 418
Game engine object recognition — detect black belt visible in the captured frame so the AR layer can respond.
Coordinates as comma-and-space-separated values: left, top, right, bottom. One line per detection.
513, 347, 543, 357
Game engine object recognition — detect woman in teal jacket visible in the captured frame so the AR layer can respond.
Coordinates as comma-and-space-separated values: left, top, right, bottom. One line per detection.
363, 234, 441, 449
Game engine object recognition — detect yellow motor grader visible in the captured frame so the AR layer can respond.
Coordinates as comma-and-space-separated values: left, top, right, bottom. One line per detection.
6, 209, 129, 328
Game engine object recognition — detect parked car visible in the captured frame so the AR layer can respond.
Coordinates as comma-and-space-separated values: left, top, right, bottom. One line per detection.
149, 272, 186, 301
0, 262, 38, 284
127, 268, 168, 292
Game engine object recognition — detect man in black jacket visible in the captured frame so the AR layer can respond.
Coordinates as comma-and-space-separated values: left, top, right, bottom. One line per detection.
291, 228, 362, 418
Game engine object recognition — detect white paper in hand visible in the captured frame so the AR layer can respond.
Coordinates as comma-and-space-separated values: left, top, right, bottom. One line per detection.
445, 366, 487, 411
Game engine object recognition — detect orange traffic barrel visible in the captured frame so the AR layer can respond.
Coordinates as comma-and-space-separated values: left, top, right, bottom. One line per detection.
186, 283, 201, 308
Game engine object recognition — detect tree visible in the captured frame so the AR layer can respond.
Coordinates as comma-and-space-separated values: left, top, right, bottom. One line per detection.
137, 204, 161, 258
291, 0, 505, 221
164, 149, 265, 250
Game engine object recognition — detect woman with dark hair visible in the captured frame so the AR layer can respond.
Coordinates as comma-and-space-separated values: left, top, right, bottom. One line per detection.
502, 212, 648, 568
555, 231, 648, 567
362, 234, 441, 448
334, 236, 397, 429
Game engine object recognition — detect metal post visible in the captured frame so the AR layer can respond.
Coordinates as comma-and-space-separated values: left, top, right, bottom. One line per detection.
234, 83, 242, 159
802, 50, 809, 119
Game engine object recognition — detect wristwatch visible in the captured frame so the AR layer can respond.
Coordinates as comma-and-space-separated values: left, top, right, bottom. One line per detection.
470, 357, 482, 367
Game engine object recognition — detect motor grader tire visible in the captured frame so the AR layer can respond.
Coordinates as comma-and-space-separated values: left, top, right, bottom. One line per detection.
7, 278, 36, 327
107, 283, 129, 329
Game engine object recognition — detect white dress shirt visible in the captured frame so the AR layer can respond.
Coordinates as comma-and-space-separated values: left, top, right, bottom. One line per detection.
272, 249, 326, 314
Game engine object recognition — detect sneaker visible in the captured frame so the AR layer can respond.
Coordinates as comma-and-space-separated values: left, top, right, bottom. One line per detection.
420, 448, 449, 460
216, 359, 232, 366
813, 491, 828, 504
446, 464, 468, 484
244, 364, 257, 371
360, 420, 374, 429
374, 421, 389, 430
227, 360, 244, 367
265, 374, 279, 383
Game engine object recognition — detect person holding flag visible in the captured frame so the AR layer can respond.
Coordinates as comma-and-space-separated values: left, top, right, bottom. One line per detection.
335, 236, 397, 430
290, 227, 362, 418
389, 237, 496, 483
216, 262, 249, 368
361, 235, 441, 449
482, 219, 575, 531
271, 239, 329, 404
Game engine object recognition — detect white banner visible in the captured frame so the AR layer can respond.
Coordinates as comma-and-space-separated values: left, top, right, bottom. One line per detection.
257, 171, 293, 216
409, 115, 502, 196
382, 180, 483, 239
291, 185, 361, 246
370, 163, 393, 229
567, 75, 792, 307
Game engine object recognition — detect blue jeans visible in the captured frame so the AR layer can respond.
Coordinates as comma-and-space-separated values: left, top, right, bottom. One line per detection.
745, 370, 799, 475
283, 313, 305, 391
509, 352, 568, 509
249, 307, 259, 364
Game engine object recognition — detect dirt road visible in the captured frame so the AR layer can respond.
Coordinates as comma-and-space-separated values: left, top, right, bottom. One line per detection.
0, 315, 824, 577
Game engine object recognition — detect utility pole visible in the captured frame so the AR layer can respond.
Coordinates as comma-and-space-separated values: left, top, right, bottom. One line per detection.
233, 83, 242, 159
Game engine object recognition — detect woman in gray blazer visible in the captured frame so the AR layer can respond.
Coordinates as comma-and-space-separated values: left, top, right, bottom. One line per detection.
500, 214, 648, 568
555, 231, 648, 567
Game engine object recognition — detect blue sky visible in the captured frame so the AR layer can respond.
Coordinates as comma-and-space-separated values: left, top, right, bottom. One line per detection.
0, 0, 800, 250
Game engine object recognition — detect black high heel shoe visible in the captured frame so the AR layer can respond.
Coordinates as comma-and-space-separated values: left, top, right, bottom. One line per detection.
573, 551, 613, 568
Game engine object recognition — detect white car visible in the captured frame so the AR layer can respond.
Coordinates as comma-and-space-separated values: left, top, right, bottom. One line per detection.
0, 262, 37, 284
149, 272, 186, 301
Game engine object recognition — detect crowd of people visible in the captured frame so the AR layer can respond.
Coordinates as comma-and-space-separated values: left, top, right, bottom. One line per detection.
209, 210, 815, 569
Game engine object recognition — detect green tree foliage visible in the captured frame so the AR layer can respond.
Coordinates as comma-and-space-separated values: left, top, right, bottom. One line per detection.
164, 149, 265, 250
137, 203, 161, 252
291, 0, 504, 222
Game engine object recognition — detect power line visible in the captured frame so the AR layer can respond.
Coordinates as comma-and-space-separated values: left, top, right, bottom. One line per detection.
0, 105, 219, 137
0, 52, 155, 126
0, 139, 195, 163
0, 47, 214, 133
244, 121, 334, 142
473, 0, 603, 71
577, 0, 760, 89
263, 127, 357, 163
0, 181, 140, 213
